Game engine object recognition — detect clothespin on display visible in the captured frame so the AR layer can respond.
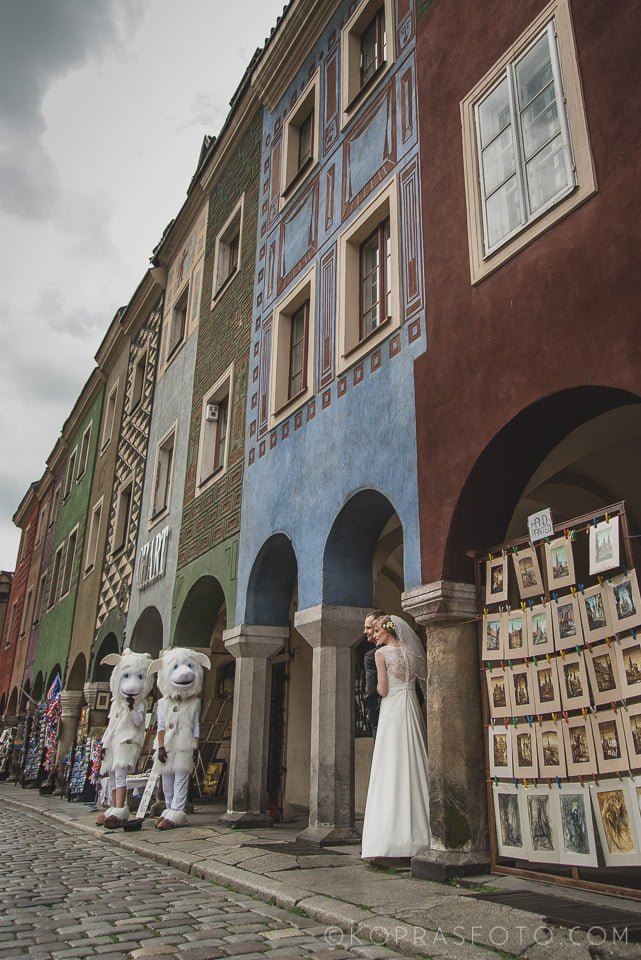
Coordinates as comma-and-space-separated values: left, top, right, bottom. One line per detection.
526, 715, 534, 726
578, 583, 584, 594
562, 710, 569, 720
559, 648, 566, 660
570, 585, 577, 597
552, 712, 558, 723
512, 545, 520, 555
605, 513, 610, 523
555, 776, 562, 789
611, 701, 618, 713
592, 517, 598, 528
546, 653, 552, 663
546, 777, 552, 789
523, 778, 529, 788
552, 591, 559, 603
520, 601, 526, 611
581, 707, 588, 719
527, 598, 534, 609
511, 716, 518, 727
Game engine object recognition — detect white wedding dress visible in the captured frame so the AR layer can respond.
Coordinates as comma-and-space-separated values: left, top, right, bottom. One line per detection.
361, 643, 430, 858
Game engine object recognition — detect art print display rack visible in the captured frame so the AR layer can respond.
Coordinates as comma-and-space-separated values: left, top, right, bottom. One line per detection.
476, 501, 641, 898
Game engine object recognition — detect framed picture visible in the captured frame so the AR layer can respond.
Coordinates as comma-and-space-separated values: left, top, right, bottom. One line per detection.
585, 643, 622, 707
563, 714, 598, 778
485, 667, 512, 720
614, 634, 641, 700
622, 703, 641, 770
522, 785, 561, 864
532, 659, 562, 715
627, 776, 641, 846
591, 708, 629, 775
545, 536, 576, 591
95, 691, 110, 711
553, 784, 598, 868
506, 609, 528, 657
607, 571, 641, 634
556, 650, 591, 711
513, 723, 538, 779
510, 663, 535, 718
578, 583, 612, 645
551, 595, 584, 652
527, 602, 554, 657
485, 555, 509, 605
493, 782, 530, 859
590, 780, 641, 867
536, 720, 567, 778
513, 546, 544, 600
488, 724, 513, 778
481, 612, 504, 662
589, 516, 620, 576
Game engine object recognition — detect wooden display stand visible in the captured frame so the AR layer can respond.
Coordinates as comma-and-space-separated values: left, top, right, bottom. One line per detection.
477, 501, 641, 899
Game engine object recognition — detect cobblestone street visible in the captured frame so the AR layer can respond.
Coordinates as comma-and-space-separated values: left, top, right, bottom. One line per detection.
0, 805, 387, 960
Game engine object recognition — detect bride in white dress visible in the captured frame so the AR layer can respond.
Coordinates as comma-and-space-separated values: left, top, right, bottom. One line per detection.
361, 615, 430, 859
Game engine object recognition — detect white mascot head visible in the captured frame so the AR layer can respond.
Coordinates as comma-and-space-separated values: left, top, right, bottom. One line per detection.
102, 648, 155, 702
149, 647, 211, 698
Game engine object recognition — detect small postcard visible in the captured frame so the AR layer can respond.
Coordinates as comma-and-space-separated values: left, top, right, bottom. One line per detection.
513, 546, 544, 600
556, 650, 591, 711
590, 780, 641, 867
545, 536, 576, 591
482, 612, 505, 662
551, 595, 584, 652
527, 601, 554, 658
536, 720, 567, 778
553, 784, 598, 867
588, 516, 620, 576
578, 583, 613, 645
563, 714, 598, 778
489, 724, 513, 778
485, 555, 509, 605
591, 708, 630, 775
493, 782, 530, 860
513, 723, 539, 779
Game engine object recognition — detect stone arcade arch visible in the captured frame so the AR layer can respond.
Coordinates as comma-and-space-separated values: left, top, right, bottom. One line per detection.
320, 489, 409, 825
409, 386, 641, 881
32, 672, 44, 703
174, 577, 225, 649
66, 654, 87, 691
221, 535, 298, 829
91, 634, 119, 683
129, 606, 163, 658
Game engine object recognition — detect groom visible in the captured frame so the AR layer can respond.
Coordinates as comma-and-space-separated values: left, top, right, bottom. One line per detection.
363, 610, 385, 739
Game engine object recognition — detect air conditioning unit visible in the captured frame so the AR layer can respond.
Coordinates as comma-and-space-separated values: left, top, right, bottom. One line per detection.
205, 403, 219, 422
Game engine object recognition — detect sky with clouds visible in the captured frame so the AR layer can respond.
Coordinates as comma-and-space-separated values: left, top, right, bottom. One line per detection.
0, 0, 286, 569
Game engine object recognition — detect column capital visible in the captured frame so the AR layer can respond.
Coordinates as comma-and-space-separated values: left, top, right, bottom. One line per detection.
294, 604, 369, 649
403, 580, 477, 626
223, 624, 287, 659
59, 690, 85, 717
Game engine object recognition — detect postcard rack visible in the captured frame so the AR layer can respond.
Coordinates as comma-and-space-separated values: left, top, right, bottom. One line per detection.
476, 501, 641, 898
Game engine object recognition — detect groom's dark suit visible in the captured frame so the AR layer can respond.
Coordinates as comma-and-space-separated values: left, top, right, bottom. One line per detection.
364, 644, 381, 739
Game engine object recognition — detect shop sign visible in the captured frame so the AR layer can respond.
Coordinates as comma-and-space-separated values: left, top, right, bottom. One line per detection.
137, 526, 169, 589
527, 508, 553, 544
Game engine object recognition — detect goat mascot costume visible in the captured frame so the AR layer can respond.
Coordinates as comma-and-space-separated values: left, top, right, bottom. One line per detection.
149, 647, 211, 829
97, 649, 154, 828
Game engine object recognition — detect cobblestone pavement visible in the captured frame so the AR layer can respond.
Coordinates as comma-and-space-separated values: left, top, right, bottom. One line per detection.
0, 805, 397, 960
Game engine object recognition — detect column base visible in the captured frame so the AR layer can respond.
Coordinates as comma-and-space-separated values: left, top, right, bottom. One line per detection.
411, 848, 490, 883
297, 824, 361, 846
219, 810, 274, 829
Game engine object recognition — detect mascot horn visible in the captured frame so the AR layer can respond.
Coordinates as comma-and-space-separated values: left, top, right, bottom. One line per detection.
148, 647, 210, 829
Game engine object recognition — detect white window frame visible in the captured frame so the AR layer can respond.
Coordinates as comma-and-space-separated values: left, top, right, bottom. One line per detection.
336, 178, 400, 375
112, 476, 134, 556
18, 587, 33, 639
150, 424, 177, 524
166, 285, 189, 361
281, 73, 320, 202
50, 484, 62, 528
48, 543, 65, 610
34, 572, 47, 625
63, 447, 77, 500
269, 266, 317, 429
212, 197, 244, 301
196, 363, 234, 495
60, 525, 78, 599
76, 423, 92, 482
84, 497, 104, 575
340, 0, 395, 126
100, 381, 119, 452
461, 0, 597, 283
4, 601, 18, 647
130, 349, 147, 412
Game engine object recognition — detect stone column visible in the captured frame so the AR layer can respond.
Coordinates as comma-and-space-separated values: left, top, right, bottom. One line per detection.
219, 625, 287, 828
294, 604, 368, 845
54, 690, 85, 792
403, 581, 490, 881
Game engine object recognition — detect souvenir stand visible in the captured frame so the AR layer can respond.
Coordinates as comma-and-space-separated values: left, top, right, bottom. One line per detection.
478, 501, 641, 898
21, 703, 48, 785
66, 706, 101, 801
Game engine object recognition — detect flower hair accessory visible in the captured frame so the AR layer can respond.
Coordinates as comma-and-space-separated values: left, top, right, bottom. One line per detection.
381, 618, 397, 636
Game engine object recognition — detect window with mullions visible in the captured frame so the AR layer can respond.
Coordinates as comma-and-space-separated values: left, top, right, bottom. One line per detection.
360, 7, 386, 89
359, 218, 391, 341
476, 23, 574, 255
288, 301, 309, 401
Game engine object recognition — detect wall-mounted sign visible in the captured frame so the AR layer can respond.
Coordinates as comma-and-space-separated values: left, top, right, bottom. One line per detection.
527, 508, 553, 544
137, 526, 169, 589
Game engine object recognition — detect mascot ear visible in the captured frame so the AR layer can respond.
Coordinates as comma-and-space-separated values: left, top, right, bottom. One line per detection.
101, 654, 122, 667
194, 652, 211, 671
148, 658, 163, 675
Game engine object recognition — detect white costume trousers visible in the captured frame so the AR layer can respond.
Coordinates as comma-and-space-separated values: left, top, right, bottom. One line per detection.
162, 770, 190, 812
